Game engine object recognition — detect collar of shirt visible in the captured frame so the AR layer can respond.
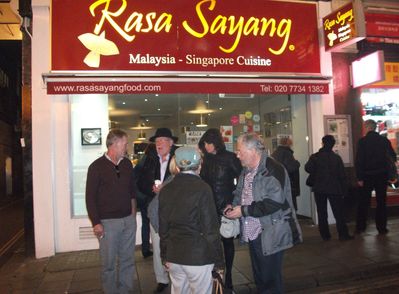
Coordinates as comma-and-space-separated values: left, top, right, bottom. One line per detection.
158, 153, 170, 182
104, 153, 124, 166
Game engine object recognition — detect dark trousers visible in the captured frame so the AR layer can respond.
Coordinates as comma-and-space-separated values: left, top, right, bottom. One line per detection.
356, 173, 388, 233
221, 236, 235, 289
314, 193, 349, 239
291, 195, 298, 211
248, 235, 284, 294
137, 199, 151, 254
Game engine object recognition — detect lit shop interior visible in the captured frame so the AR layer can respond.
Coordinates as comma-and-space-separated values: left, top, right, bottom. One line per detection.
71, 93, 311, 217
360, 88, 399, 197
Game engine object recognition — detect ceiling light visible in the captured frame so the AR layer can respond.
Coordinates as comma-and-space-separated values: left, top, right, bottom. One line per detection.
130, 126, 152, 130
188, 109, 215, 114
137, 130, 146, 140
196, 114, 208, 128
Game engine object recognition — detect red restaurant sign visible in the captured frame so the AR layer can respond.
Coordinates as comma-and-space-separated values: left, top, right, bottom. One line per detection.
46, 78, 329, 94
322, 0, 366, 52
366, 13, 399, 45
51, 0, 321, 74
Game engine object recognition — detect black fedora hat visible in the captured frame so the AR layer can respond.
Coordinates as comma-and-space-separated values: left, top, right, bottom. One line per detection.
149, 128, 178, 143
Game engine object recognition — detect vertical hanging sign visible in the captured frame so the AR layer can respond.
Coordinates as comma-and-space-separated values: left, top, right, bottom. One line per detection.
322, 0, 366, 52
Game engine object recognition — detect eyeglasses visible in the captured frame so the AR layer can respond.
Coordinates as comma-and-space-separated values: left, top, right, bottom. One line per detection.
115, 165, 120, 178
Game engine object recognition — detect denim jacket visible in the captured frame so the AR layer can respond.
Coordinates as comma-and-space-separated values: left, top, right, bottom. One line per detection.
233, 152, 303, 256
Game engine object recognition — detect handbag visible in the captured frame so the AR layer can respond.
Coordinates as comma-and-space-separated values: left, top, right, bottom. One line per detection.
213, 277, 224, 294
220, 216, 240, 238
212, 270, 225, 294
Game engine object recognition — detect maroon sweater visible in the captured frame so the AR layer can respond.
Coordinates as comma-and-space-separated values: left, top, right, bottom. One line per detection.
86, 155, 135, 227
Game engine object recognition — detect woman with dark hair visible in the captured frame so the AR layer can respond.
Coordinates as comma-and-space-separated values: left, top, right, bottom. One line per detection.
198, 128, 242, 291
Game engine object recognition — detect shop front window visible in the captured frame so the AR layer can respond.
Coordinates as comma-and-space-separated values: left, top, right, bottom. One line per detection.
361, 88, 399, 153
71, 93, 309, 217
361, 88, 399, 194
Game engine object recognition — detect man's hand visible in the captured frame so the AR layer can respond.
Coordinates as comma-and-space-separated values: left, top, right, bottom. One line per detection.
357, 180, 364, 187
225, 206, 242, 218
163, 262, 170, 271
93, 223, 104, 239
152, 183, 162, 194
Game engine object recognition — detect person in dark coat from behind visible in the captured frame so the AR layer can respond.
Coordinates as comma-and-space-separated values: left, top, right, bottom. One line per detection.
355, 119, 396, 235
271, 137, 301, 210
159, 147, 224, 294
305, 135, 353, 241
198, 128, 242, 291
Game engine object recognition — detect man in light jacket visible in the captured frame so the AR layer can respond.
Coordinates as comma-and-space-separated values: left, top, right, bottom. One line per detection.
226, 133, 302, 293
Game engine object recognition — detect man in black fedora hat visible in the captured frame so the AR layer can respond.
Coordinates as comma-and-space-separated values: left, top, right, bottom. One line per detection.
136, 127, 178, 293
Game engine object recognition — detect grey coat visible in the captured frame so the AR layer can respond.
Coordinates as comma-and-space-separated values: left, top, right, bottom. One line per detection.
233, 152, 302, 256
147, 175, 175, 233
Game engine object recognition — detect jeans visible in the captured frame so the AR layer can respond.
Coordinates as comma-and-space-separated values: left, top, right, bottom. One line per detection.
248, 235, 284, 294
100, 215, 136, 294
138, 198, 151, 254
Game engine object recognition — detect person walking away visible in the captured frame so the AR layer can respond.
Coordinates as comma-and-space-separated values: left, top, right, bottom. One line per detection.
159, 147, 224, 294
198, 128, 242, 291
85, 129, 137, 294
136, 128, 178, 292
226, 133, 302, 294
271, 137, 301, 210
305, 135, 353, 241
355, 119, 397, 235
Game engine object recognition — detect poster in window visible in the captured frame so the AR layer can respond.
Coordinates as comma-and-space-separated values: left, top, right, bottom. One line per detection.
324, 115, 353, 167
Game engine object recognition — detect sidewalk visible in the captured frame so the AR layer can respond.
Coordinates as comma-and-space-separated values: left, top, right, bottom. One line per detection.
1, 217, 399, 293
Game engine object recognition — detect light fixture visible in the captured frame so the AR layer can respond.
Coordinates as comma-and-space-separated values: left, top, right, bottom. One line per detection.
137, 129, 146, 140
196, 114, 208, 128
131, 123, 152, 140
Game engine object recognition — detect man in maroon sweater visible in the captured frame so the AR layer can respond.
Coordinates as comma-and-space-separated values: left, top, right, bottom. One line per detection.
86, 129, 137, 294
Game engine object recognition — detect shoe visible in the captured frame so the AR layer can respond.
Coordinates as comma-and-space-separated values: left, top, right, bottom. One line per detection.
339, 235, 354, 241
143, 250, 153, 258
354, 229, 365, 235
321, 236, 331, 241
378, 229, 389, 235
154, 283, 168, 293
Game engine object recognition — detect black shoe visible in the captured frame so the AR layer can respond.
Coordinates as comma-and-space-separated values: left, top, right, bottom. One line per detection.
378, 229, 389, 235
322, 236, 331, 241
143, 250, 153, 258
154, 283, 168, 293
339, 235, 354, 241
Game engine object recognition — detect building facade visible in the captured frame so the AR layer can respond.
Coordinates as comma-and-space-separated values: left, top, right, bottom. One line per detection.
31, 0, 343, 258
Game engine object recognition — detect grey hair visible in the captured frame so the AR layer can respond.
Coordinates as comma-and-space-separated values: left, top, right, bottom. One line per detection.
364, 119, 377, 131
106, 129, 127, 148
238, 133, 265, 154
